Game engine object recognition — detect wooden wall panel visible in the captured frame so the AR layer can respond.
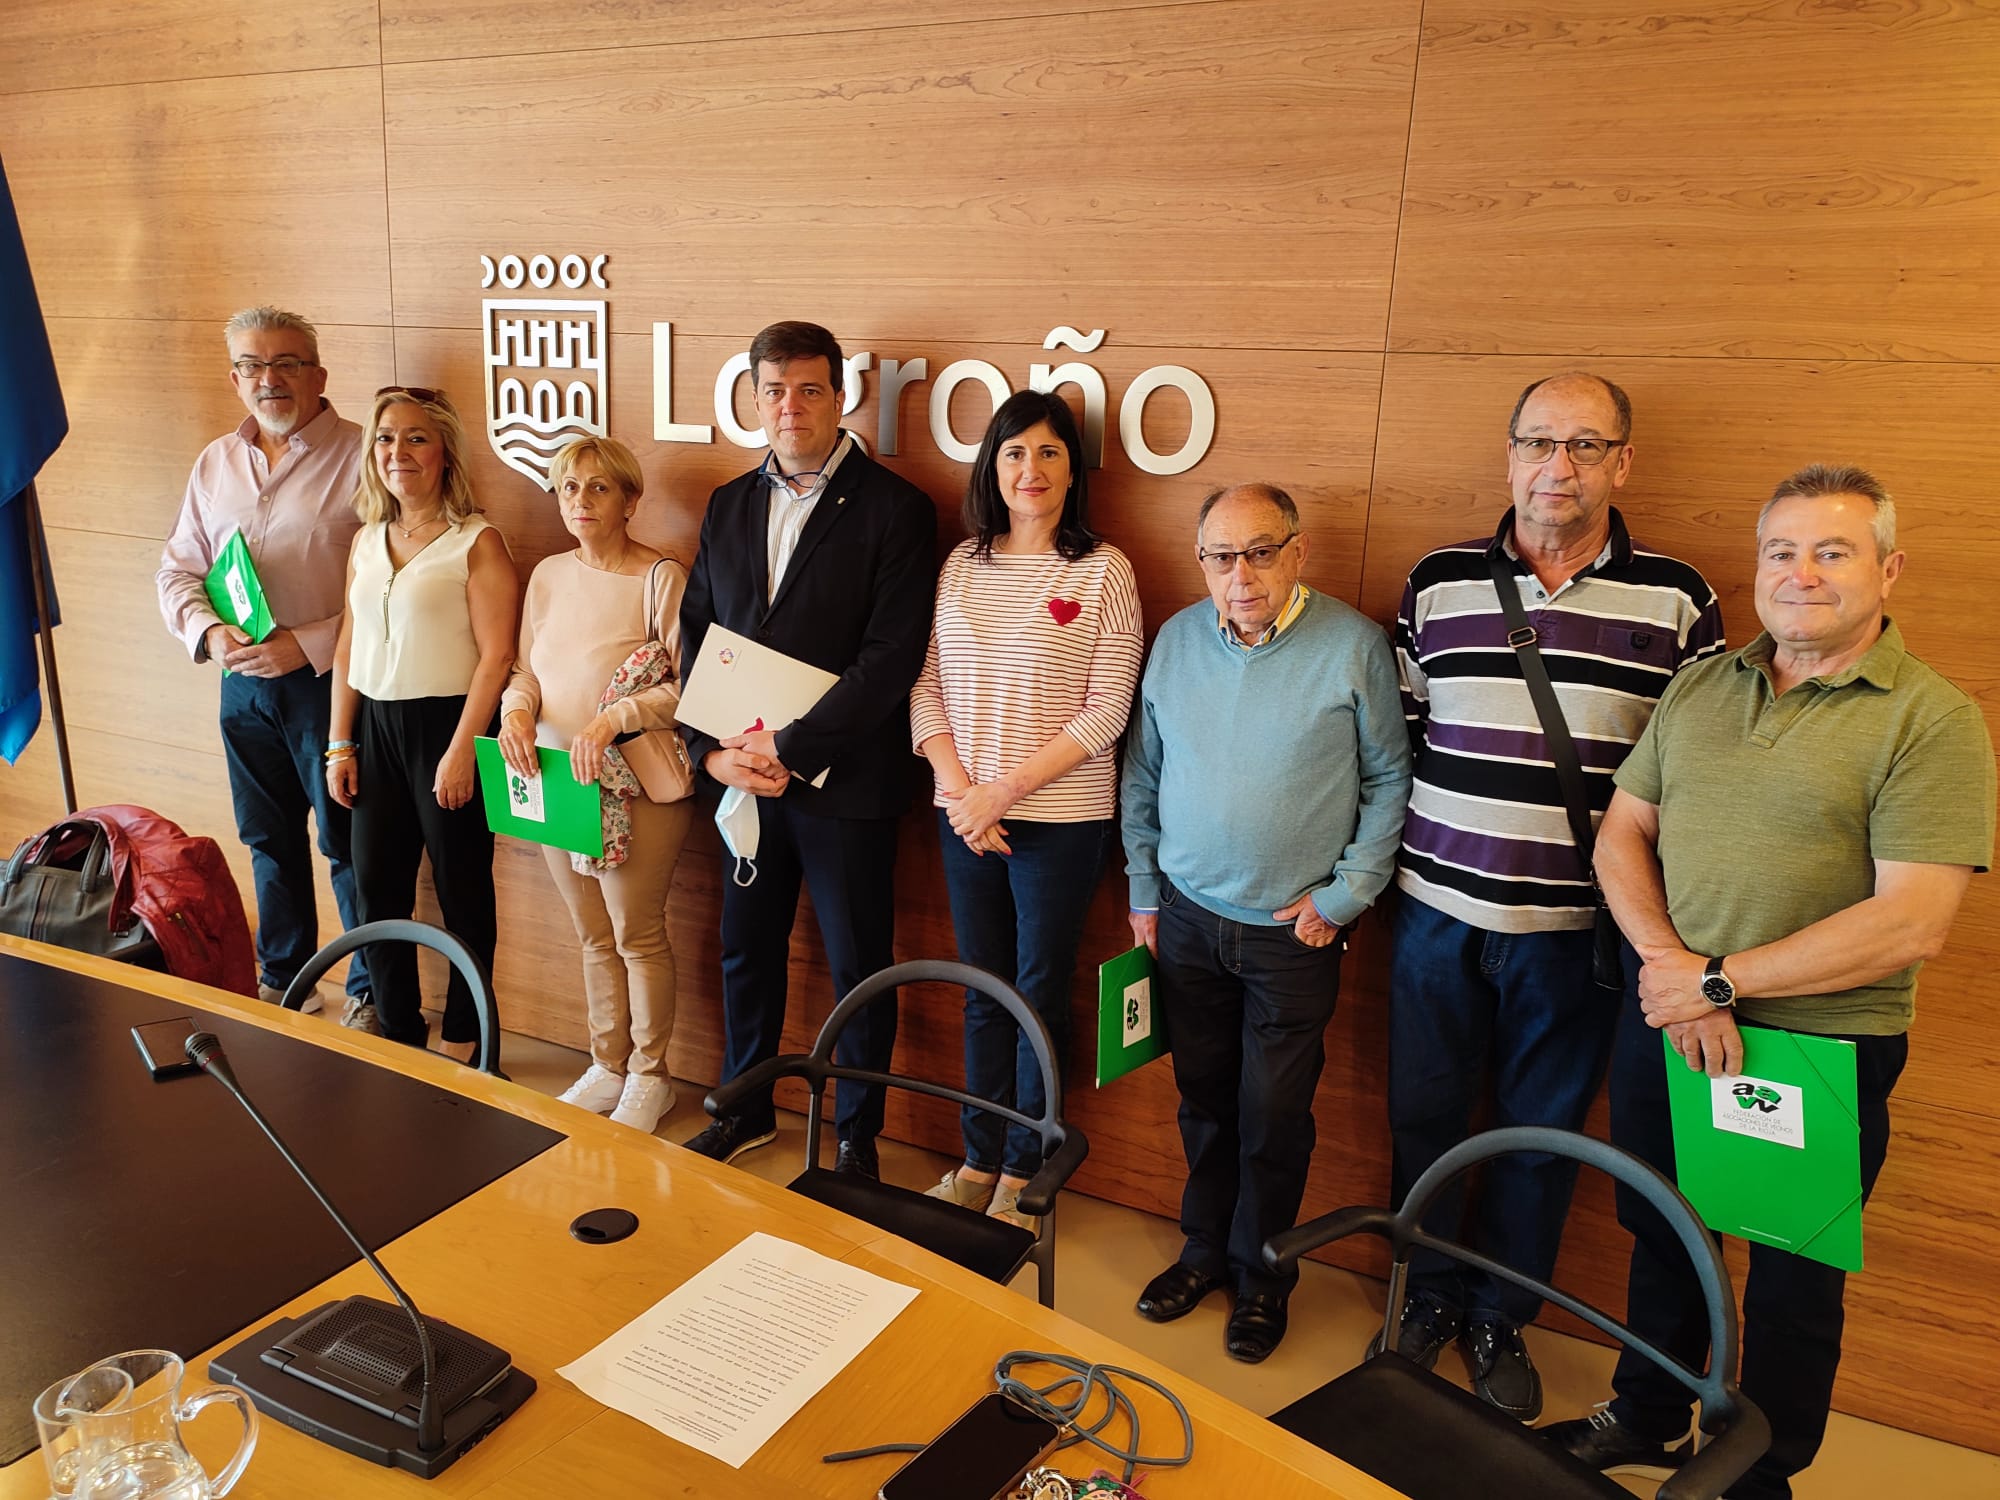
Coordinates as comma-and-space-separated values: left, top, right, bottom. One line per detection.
380, 0, 1419, 350
0, 68, 392, 325
3, 0, 1998, 1459
378, 0, 1218, 65
1390, 0, 2000, 360
0, 1, 378, 94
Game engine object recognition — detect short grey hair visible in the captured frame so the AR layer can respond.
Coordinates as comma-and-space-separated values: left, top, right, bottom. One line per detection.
224, 305, 320, 362
1758, 463, 1897, 558
1196, 482, 1300, 541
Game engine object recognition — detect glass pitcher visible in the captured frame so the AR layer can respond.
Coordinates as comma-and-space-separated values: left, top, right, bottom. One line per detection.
33, 1350, 257, 1500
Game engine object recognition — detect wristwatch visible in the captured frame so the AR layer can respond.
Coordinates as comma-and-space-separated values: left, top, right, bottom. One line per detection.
1701, 955, 1737, 1009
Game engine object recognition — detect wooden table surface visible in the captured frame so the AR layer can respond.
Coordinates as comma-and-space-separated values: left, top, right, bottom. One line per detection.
1, 935, 1401, 1499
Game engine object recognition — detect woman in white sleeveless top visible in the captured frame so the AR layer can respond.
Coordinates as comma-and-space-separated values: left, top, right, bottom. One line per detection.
497, 436, 693, 1135
326, 388, 518, 1060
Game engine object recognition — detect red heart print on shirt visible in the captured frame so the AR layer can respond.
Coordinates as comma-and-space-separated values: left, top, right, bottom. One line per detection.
1047, 598, 1081, 625
742, 717, 765, 733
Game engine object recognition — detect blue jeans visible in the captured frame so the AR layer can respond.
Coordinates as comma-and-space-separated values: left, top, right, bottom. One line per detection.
937, 812, 1108, 1177
1386, 893, 1617, 1325
1158, 880, 1343, 1296
218, 667, 367, 998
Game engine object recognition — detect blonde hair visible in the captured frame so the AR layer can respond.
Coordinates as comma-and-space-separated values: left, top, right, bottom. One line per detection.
353, 389, 479, 526
548, 435, 645, 503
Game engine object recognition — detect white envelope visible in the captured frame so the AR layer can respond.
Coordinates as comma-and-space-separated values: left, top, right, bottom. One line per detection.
677, 625, 839, 787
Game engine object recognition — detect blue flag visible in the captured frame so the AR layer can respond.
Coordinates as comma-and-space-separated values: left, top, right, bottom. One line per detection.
0, 152, 69, 765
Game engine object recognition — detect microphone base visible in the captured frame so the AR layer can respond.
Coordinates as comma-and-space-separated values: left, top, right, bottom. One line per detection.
209, 1300, 535, 1480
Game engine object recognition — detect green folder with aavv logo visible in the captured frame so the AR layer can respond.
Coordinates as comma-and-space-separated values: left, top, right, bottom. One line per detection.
1663, 1023, 1863, 1271
474, 737, 604, 858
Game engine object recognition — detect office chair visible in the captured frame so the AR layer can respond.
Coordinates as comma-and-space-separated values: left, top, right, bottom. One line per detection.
1262, 1126, 1769, 1500
278, 920, 504, 1077
704, 960, 1089, 1307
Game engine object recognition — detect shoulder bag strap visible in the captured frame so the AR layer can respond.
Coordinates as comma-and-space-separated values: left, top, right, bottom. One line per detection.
1486, 552, 1597, 873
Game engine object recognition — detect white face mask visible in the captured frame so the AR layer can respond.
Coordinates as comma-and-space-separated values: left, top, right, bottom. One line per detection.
715, 786, 760, 886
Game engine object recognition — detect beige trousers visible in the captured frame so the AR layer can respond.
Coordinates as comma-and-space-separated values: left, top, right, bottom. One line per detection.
540, 796, 695, 1079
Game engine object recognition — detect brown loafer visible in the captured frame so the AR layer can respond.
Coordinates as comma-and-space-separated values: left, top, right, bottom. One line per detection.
1225, 1288, 1289, 1363
1135, 1262, 1227, 1323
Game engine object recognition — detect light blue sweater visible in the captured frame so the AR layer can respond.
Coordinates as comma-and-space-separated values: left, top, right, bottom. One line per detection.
1122, 590, 1412, 927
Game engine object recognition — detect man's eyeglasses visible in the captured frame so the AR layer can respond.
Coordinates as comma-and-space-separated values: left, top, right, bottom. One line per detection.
231, 357, 316, 378
1510, 436, 1627, 467
1197, 534, 1296, 574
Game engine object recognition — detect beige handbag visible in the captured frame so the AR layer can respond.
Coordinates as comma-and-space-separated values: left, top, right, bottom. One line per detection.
613, 561, 696, 804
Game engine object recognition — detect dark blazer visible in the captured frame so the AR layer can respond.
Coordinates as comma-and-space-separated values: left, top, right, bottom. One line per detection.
679, 435, 938, 821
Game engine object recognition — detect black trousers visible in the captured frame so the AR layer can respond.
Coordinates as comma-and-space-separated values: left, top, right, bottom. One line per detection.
716, 797, 899, 1142
1606, 973, 1907, 1500
352, 695, 497, 1050
1156, 880, 1342, 1296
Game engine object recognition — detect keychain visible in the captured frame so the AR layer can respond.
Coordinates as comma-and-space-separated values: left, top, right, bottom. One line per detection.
1010, 1467, 1075, 1500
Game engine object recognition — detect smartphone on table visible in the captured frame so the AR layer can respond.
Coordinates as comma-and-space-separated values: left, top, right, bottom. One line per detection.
131, 1017, 201, 1080
879, 1392, 1064, 1500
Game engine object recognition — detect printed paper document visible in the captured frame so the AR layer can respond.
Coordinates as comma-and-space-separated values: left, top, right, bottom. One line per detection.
557, 1232, 919, 1467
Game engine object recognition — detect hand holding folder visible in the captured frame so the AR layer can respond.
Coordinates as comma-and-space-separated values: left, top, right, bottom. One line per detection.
202, 532, 274, 665
474, 737, 604, 858
1664, 1024, 1864, 1271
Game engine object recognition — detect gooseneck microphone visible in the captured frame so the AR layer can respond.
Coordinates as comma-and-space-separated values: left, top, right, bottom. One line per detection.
185, 1030, 443, 1452
182, 1030, 532, 1478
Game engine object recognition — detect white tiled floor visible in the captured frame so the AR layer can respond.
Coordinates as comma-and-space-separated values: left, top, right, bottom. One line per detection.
491, 1027, 2000, 1499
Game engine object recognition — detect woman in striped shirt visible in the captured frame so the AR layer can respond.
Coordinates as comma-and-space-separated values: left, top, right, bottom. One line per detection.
912, 390, 1144, 1230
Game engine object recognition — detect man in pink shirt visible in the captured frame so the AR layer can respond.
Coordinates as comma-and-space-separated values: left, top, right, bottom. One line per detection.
155, 306, 370, 1023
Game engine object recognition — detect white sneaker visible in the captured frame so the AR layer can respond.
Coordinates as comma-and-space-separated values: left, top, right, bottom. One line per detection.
609, 1074, 677, 1134
558, 1064, 625, 1115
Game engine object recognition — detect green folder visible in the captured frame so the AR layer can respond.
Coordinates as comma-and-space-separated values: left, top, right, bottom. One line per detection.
474, 737, 604, 858
202, 530, 274, 645
1664, 1024, 1863, 1271
1096, 944, 1168, 1087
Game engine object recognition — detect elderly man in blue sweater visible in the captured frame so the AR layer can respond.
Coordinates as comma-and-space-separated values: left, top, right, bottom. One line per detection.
1123, 481, 1411, 1363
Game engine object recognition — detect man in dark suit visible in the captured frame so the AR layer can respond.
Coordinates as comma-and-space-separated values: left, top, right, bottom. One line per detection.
680, 320, 936, 1178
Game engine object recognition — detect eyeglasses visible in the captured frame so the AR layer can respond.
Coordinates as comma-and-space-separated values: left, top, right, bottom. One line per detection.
1197, 535, 1296, 574
231, 356, 316, 378
376, 385, 456, 412
1510, 436, 1627, 467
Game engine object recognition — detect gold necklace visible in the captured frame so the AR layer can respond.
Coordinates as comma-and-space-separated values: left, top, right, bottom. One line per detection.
395, 509, 445, 540
578, 539, 632, 574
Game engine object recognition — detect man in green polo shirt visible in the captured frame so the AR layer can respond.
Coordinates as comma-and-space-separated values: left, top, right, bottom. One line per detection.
1543, 463, 1995, 1498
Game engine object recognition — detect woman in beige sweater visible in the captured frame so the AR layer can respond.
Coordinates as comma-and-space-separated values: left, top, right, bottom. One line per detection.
497, 437, 692, 1133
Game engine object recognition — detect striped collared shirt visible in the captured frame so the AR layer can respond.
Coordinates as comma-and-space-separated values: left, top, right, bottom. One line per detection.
1217, 581, 1310, 650
1394, 507, 1724, 933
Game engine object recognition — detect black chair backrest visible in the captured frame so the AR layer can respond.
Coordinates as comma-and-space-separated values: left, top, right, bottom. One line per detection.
278, 920, 502, 1076
1273, 1126, 1743, 1435
793, 960, 1064, 1165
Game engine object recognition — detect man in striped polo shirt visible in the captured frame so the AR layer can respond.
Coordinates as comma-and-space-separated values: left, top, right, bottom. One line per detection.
1384, 372, 1723, 1419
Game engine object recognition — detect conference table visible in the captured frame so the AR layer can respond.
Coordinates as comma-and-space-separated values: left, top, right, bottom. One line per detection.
0, 935, 1403, 1499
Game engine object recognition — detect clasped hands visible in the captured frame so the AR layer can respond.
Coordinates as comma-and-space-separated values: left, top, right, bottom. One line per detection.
205, 622, 307, 679
1634, 944, 1744, 1077
942, 780, 1016, 856
707, 728, 789, 796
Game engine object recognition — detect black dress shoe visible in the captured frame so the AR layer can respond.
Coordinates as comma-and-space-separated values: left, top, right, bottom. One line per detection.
682, 1114, 777, 1164
834, 1137, 880, 1180
1135, 1263, 1226, 1323
1225, 1289, 1289, 1363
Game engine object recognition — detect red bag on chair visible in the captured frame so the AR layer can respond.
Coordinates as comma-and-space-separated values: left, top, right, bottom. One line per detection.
1, 803, 256, 995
